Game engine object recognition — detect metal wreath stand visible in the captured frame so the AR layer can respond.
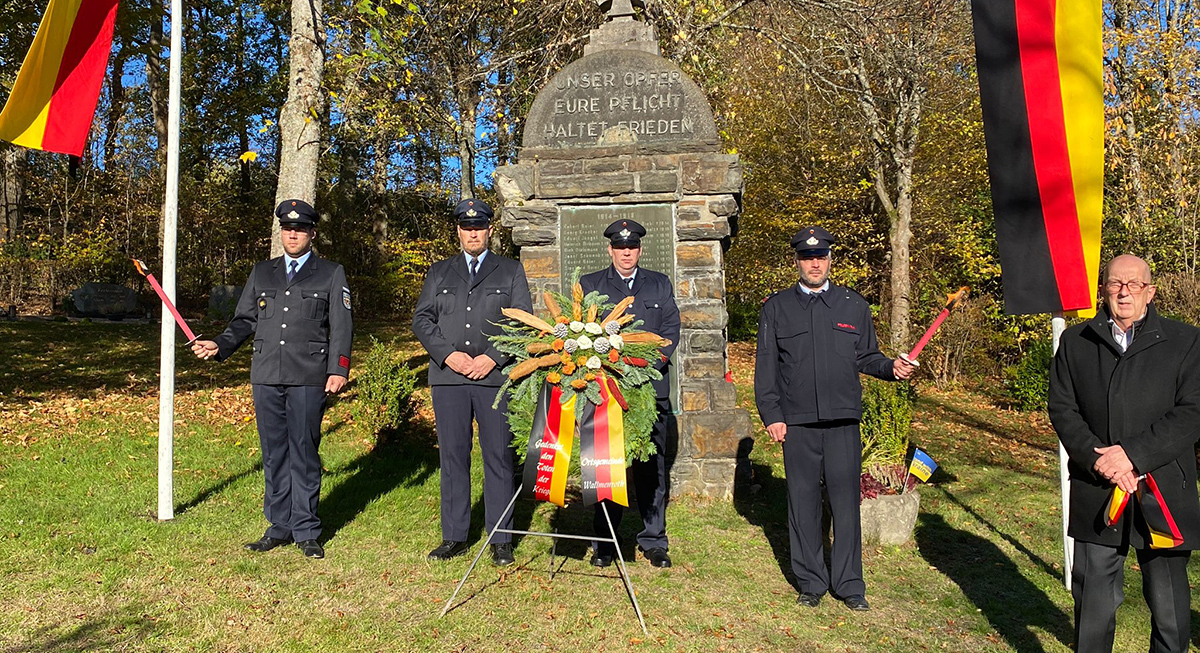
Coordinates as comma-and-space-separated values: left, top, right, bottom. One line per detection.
438, 483, 649, 635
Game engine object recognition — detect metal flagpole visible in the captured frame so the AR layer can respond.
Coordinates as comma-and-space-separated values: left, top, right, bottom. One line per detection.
157, 0, 183, 521
1051, 313, 1072, 589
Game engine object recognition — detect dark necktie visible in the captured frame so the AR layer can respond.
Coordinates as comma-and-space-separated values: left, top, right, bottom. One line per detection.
287, 260, 298, 282
626, 277, 634, 292
469, 256, 479, 283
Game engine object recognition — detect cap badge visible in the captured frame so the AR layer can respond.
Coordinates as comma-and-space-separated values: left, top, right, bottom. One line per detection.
619, 229, 631, 238
806, 236, 819, 246
288, 210, 300, 220
466, 208, 477, 217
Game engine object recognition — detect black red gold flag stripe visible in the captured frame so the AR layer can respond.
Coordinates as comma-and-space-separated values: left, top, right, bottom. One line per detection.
521, 384, 575, 507
971, 0, 1103, 316
580, 373, 629, 507
1102, 474, 1184, 549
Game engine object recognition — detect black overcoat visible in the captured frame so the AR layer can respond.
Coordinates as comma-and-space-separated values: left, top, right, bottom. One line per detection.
579, 265, 680, 400
1048, 304, 1200, 550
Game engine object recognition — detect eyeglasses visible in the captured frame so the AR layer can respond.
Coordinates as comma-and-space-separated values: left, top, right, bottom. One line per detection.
1104, 280, 1151, 293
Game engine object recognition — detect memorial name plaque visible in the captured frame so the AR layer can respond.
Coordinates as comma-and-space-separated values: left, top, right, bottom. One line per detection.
523, 49, 718, 149
559, 204, 674, 288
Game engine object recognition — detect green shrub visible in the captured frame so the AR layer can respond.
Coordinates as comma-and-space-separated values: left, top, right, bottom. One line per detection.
1004, 336, 1053, 412
351, 337, 419, 438
860, 376, 916, 474
726, 298, 761, 342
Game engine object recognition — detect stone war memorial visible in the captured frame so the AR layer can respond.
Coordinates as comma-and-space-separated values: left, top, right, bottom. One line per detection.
495, 0, 751, 498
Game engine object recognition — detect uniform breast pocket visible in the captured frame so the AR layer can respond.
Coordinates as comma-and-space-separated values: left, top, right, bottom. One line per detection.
484, 287, 509, 310
832, 322, 860, 359
255, 290, 277, 319
302, 290, 329, 320
776, 323, 810, 365
437, 286, 457, 312
638, 301, 663, 330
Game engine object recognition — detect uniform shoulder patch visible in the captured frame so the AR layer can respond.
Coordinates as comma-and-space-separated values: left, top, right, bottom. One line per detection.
342, 286, 352, 310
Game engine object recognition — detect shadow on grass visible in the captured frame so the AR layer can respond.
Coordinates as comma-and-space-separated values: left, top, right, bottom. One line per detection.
733, 456, 797, 591
175, 461, 263, 516
320, 415, 440, 543
3, 604, 156, 653
917, 512, 1072, 652
939, 488, 1060, 579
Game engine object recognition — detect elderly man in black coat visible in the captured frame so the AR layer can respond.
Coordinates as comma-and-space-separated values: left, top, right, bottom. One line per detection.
1049, 254, 1200, 653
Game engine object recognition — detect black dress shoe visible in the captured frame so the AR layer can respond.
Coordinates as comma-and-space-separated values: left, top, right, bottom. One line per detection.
491, 542, 515, 566
590, 551, 614, 568
297, 539, 324, 559
243, 536, 291, 552
797, 592, 822, 608
641, 547, 671, 568
843, 594, 870, 611
428, 540, 469, 560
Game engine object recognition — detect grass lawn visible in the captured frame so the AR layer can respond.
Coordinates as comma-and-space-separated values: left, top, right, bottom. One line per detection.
0, 321, 1197, 652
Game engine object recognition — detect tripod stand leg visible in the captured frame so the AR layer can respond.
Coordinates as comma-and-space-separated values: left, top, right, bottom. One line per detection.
602, 501, 648, 635
439, 484, 523, 618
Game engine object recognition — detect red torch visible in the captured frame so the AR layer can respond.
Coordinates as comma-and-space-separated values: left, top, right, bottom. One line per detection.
133, 259, 201, 345
906, 286, 970, 363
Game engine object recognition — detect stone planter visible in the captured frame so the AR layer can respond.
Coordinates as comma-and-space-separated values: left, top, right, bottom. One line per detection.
859, 489, 920, 546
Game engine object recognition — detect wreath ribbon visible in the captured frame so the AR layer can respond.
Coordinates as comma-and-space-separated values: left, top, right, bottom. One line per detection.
519, 375, 629, 508
1104, 473, 1185, 549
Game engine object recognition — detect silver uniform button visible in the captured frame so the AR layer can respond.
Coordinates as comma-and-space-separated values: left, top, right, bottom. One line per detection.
261, 292, 266, 297
464, 340, 471, 346
314, 293, 319, 297
280, 340, 285, 345
282, 324, 287, 328
466, 306, 472, 311
321, 348, 325, 353
465, 324, 471, 328
285, 291, 290, 296
443, 289, 447, 294
283, 307, 288, 312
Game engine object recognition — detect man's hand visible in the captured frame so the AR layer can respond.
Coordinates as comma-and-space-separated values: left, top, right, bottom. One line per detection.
444, 351, 474, 375
1093, 444, 1135, 482
894, 353, 917, 380
192, 340, 218, 360
467, 354, 497, 380
766, 422, 787, 443
325, 374, 347, 394
1113, 471, 1140, 494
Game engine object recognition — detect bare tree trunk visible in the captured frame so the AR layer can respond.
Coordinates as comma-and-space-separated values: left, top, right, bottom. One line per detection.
146, 0, 168, 248
455, 86, 478, 200
1, 146, 23, 242
1111, 0, 1150, 232
272, 0, 326, 257
371, 135, 389, 251
104, 31, 127, 171
236, 6, 252, 200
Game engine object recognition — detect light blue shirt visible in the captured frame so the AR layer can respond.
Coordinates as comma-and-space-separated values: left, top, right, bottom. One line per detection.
463, 249, 489, 270
284, 249, 312, 275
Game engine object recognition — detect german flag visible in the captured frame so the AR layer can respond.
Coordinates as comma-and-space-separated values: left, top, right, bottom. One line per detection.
580, 373, 628, 507
521, 383, 575, 507
971, 0, 1103, 316
0, 0, 121, 157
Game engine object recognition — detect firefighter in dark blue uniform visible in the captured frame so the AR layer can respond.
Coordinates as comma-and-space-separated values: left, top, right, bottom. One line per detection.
192, 199, 354, 559
754, 226, 914, 610
580, 219, 681, 569
412, 198, 533, 566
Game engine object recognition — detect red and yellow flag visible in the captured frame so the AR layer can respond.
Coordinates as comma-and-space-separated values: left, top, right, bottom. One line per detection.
1103, 474, 1184, 549
0, 0, 121, 157
970, 0, 1103, 316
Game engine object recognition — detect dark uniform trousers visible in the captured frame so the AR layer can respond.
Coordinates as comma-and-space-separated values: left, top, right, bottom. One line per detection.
214, 255, 354, 543
754, 284, 896, 597
412, 252, 532, 545
580, 266, 681, 555
782, 421, 864, 597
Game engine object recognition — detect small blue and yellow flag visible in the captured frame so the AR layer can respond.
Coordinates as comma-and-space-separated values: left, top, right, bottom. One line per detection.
908, 449, 938, 483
